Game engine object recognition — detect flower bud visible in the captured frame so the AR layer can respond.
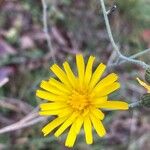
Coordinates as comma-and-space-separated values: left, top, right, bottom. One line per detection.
145, 68, 150, 84
141, 93, 150, 107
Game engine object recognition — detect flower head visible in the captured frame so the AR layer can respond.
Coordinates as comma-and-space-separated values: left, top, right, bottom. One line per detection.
36, 54, 128, 147
137, 77, 150, 93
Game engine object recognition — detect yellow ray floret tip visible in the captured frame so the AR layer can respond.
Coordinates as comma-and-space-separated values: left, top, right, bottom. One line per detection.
137, 77, 150, 93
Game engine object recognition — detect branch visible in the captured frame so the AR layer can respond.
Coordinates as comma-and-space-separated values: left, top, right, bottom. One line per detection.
100, 0, 120, 56
0, 116, 46, 134
41, 0, 56, 63
0, 107, 47, 134
0, 78, 9, 88
129, 101, 141, 108
99, 0, 149, 69
109, 48, 150, 68
130, 48, 150, 59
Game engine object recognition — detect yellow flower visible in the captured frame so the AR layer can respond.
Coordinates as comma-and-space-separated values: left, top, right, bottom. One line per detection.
36, 54, 129, 147
137, 77, 150, 93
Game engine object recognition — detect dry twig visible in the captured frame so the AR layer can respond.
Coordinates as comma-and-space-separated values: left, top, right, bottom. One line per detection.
0, 107, 47, 134
41, 0, 56, 62
0, 78, 9, 88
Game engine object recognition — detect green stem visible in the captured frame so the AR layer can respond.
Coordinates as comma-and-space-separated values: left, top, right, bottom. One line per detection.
129, 101, 141, 108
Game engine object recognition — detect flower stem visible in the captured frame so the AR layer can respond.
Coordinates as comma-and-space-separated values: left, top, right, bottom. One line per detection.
129, 101, 142, 108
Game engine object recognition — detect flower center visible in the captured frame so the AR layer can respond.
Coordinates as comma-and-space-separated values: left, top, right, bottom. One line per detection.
68, 90, 90, 111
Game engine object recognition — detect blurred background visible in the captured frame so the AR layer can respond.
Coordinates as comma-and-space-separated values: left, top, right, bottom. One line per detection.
0, 0, 150, 149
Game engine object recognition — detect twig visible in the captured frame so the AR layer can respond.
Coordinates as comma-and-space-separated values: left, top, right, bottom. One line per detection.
119, 54, 149, 68
0, 107, 47, 134
130, 48, 150, 59
100, 0, 120, 55
129, 101, 141, 108
107, 51, 117, 66
0, 116, 46, 134
99, 0, 149, 69
0, 101, 18, 111
109, 48, 150, 68
0, 98, 33, 114
19, 107, 39, 123
41, 0, 56, 63
0, 78, 9, 88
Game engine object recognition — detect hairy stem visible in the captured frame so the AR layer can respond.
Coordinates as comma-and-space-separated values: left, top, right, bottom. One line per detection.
99, 0, 149, 69
41, 0, 56, 63
129, 101, 141, 108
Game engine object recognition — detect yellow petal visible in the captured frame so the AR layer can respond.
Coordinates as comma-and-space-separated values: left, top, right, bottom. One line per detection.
73, 116, 83, 134
84, 116, 93, 144
49, 78, 70, 94
92, 73, 118, 93
92, 96, 107, 106
89, 63, 106, 90
40, 81, 66, 96
99, 101, 129, 110
90, 108, 105, 120
54, 112, 79, 137
137, 77, 150, 93
76, 54, 85, 85
63, 61, 76, 87
36, 90, 67, 101
82, 108, 90, 117
42, 116, 67, 136
90, 114, 106, 137
84, 56, 95, 85
40, 102, 67, 111
65, 125, 77, 147
57, 107, 73, 117
65, 116, 83, 147
50, 64, 71, 88
93, 82, 120, 97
